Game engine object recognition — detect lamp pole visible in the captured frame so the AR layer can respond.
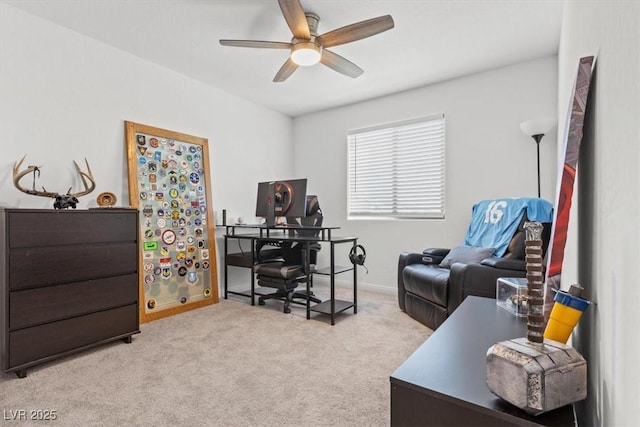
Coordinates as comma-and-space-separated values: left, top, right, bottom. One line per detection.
520, 119, 554, 199
532, 134, 543, 198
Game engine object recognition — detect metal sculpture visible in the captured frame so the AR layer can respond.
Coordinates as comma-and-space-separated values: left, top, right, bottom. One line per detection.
13, 155, 96, 209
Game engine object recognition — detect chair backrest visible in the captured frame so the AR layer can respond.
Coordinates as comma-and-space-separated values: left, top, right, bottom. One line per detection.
286, 195, 323, 238
501, 212, 553, 260
464, 198, 553, 258
276, 195, 323, 266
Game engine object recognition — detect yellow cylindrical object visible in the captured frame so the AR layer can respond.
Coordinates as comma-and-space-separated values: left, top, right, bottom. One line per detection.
544, 303, 584, 343
544, 287, 590, 344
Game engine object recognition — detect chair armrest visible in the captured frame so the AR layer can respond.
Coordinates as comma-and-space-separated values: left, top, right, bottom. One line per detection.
397, 252, 427, 311
448, 261, 528, 314
481, 257, 527, 271
421, 248, 450, 265
397, 249, 451, 311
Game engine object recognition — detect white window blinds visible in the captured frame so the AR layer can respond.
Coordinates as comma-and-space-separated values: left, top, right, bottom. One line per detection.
347, 114, 446, 219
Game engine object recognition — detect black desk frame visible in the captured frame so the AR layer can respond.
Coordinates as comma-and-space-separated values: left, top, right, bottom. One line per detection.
223, 224, 358, 325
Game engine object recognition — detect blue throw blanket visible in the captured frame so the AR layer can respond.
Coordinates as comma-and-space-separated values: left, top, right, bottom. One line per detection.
464, 198, 553, 257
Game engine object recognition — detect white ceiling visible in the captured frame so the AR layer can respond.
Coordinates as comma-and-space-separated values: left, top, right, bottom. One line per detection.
3, 0, 564, 117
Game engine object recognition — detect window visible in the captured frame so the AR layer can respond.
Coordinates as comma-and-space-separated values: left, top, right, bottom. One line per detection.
347, 114, 445, 219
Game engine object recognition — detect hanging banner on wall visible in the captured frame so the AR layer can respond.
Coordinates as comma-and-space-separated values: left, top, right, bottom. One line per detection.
544, 56, 595, 314
125, 121, 219, 323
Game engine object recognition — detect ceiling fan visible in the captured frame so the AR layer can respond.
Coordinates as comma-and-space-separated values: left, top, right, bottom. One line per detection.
219, 0, 395, 82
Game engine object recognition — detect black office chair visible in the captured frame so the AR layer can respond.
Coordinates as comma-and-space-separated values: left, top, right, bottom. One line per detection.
253, 195, 323, 313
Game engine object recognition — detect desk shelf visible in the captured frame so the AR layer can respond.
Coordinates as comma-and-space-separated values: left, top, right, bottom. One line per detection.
309, 299, 354, 316
314, 265, 353, 275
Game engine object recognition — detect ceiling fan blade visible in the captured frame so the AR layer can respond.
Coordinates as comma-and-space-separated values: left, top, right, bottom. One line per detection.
320, 49, 364, 78
219, 40, 291, 49
273, 58, 299, 82
318, 15, 395, 48
278, 0, 310, 39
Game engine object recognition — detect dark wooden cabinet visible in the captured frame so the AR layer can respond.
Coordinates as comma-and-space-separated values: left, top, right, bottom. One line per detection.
390, 297, 576, 426
0, 208, 140, 378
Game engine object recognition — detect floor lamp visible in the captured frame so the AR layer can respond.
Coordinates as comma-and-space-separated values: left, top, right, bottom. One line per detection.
520, 119, 555, 198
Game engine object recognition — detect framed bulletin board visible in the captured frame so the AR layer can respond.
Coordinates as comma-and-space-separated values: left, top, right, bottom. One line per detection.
125, 121, 219, 323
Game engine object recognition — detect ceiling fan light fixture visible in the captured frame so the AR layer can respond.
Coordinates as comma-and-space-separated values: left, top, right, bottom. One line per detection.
291, 42, 322, 66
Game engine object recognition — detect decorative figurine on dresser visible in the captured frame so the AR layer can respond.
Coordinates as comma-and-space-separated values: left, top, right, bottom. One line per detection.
0, 206, 140, 377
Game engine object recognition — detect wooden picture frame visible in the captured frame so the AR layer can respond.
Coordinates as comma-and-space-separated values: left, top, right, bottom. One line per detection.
125, 121, 219, 323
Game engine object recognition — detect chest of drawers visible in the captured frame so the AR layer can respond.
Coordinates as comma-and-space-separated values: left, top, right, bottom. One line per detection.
0, 208, 140, 378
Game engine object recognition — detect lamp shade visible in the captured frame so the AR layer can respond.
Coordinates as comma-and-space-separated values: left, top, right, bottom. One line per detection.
520, 118, 556, 137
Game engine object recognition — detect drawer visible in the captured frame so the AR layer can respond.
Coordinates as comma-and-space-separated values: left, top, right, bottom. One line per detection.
9, 242, 137, 290
7, 210, 137, 248
10, 274, 139, 330
8, 304, 139, 369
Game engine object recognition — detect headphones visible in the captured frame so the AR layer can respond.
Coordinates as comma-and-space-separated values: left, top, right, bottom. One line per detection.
349, 244, 367, 273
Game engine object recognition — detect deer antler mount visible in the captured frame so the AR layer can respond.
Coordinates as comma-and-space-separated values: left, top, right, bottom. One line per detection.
13, 155, 96, 209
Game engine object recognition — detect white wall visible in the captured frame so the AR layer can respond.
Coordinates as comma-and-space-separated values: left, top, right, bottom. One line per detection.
0, 3, 293, 215
292, 56, 558, 292
0, 3, 294, 294
558, 1, 640, 425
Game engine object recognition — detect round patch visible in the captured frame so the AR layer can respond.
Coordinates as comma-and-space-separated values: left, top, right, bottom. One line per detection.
189, 173, 200, 184
162, 229, 176, 245
149, 137, 159, 148
157, 218, 167, 228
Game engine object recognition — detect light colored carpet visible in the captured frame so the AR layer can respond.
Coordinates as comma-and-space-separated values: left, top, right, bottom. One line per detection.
0, 287, 431, 426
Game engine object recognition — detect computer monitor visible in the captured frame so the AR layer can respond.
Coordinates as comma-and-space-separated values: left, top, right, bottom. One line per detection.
256, 178, 307, 226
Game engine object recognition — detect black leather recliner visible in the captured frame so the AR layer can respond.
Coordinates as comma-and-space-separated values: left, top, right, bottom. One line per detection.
397, 210, 552, 330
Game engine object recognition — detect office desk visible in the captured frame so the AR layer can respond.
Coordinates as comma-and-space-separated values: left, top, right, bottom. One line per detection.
224, 225, 358, 325
390, 296, 576, 426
